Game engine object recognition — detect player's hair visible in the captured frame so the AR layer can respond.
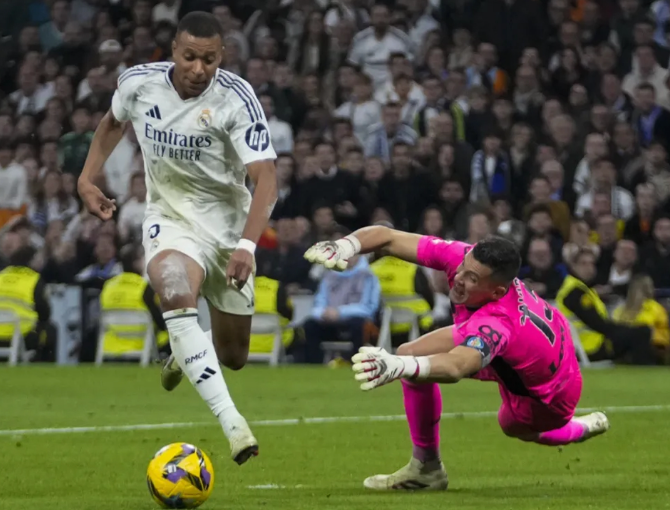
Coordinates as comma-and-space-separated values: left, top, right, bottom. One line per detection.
176, 11, 224, 40
471, 236, 521, 285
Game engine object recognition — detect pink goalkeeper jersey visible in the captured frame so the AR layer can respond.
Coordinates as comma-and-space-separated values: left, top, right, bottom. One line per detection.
417, 236, 580, 406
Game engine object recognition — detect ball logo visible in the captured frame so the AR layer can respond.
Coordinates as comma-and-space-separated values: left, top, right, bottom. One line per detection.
245, 123, 270, 151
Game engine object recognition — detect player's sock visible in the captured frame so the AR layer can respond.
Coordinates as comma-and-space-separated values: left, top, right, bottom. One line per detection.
535, 420, 587, 446
164, 308, 245, 437
402, 380, 442, 462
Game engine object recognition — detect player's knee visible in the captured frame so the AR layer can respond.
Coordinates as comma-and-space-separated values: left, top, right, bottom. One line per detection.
218, 351, 248, 371
212, 338, 248, 370
152, 254, 197, 309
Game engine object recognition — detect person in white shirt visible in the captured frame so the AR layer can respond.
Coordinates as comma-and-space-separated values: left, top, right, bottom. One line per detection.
153, 0, 181, 25
117, 172, 148, 243
0, 144, 27, 219
622, 45, 669, 103
324, 0, 370, 33
405, 0, 440, 50
77, 13, 278, 467
573, 132, 609, 199
347, 3, 414, 88
259, 94, 293, 153
374, 53, 426, 106
575, 157, 635, 219
9, 63, 53, 116
335, 72, 383, 144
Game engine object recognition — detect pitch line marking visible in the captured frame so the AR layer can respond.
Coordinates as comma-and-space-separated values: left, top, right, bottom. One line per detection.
0, 404, 668, 437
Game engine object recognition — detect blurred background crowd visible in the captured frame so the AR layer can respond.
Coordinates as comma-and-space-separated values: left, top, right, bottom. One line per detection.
1, 0, 669, 365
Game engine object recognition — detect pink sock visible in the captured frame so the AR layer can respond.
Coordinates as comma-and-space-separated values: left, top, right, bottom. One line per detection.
402, 380, 442, 462
536, 420, 587, 446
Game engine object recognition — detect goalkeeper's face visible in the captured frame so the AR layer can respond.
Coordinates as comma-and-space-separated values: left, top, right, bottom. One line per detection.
450, 253, 507, 308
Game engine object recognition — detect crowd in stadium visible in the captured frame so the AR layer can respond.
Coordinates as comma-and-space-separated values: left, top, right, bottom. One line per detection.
0, 0, 669, 365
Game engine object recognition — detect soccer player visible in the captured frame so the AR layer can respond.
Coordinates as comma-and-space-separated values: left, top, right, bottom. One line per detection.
78, 13, 278, 465
305, 227, 610, 490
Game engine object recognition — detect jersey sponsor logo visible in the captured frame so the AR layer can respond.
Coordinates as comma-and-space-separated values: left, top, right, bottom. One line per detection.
145, 105, 162, 120
185, 350, 207, 365
245, 123, 270, 151
144, 124, 213, 149
145, 123, 212, 162
198, 109, 212, 128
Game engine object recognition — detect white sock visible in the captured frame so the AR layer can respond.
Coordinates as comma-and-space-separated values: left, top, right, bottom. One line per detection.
164, 308, 246, 438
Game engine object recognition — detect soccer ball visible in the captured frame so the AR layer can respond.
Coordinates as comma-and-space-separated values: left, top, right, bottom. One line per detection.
147, 443, 215, 509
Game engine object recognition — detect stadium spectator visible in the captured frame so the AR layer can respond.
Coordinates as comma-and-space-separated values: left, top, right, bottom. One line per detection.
364, 102, 418, 162
637, 214, 670, 289
557, 249, 655, 364
519, 237, 567, 300
301, 233, 380, 363
624, 183, 657, 245
613, 274, 670, 362
256, 218, 315, 292
117, 172, 147, 244
0, 245, 56, 361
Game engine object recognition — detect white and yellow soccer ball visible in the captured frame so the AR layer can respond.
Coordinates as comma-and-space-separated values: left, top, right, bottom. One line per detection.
147, 443, 215, 509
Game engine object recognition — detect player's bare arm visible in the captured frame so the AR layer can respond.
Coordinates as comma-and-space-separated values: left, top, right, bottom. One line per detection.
77, 110, 125, 220
226, 159, 277, 290
304, 225, 422, 269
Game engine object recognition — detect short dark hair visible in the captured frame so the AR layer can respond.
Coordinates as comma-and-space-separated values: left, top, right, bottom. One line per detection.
120, 244, 142, 273
527, 204, 553, 224
472, 236, 521, 285
177, 11, 224, 39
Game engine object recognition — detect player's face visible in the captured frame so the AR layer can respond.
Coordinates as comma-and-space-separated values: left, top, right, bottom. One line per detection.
451, 252, 506, 308
172, 32, 223, 97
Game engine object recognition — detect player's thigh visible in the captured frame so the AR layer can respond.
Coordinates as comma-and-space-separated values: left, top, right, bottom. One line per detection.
143, 215, 205, 309
200, 248, 255, 369
207, 305, 252, 370
497, 386, 571, 439
396, 325, 456, 356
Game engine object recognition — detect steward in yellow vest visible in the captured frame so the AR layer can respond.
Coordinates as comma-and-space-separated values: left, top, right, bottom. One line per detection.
99, 245, 168, 356
370, 255, 434, 336
556, 249, 654, 364
0, 246, 55, 361
249, 275, 293, 354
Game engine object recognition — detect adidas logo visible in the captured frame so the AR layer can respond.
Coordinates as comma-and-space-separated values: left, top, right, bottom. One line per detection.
195, 366, 216, 384
145, 105, 162, 120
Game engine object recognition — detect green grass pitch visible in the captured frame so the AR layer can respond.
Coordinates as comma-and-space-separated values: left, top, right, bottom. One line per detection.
1, 365, 669, 510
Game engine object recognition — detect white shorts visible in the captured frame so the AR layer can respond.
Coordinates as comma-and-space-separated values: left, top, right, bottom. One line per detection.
142, 212, 254, 316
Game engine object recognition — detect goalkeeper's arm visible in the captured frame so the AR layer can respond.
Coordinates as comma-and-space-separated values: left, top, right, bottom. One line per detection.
312, 226, 423, 265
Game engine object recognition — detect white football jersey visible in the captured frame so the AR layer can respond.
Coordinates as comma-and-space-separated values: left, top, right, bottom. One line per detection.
111, 62, 277, 244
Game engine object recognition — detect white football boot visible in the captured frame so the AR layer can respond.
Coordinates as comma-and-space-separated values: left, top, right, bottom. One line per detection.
573, 411, 610, 442
363, 457, 449, 491
227, 417, 259, 465
160, 354, 184, 391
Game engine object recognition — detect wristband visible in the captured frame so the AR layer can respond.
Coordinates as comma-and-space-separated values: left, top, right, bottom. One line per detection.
399, 356, 431, 380
236, 238, 257, 255
337, 235, 361, 259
